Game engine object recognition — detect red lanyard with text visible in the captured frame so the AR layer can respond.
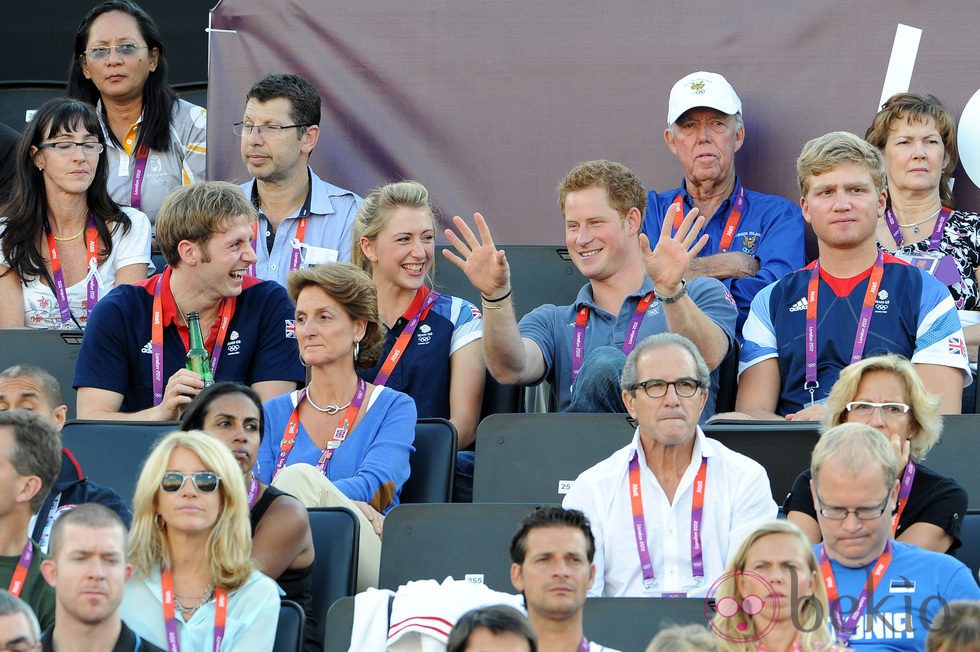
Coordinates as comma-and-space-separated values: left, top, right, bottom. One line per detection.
374, 287, 440, 386
130, 141, 150, 210
7, 540, 33, 597
247, 184, 311, 276
804, 251, 884, 406
628, 451, 707, 594
150, 269, 235, 405
273, 379, 367, 480
571, 292, 655, 387
45, 216, 99, 323
671, 183, 745, 252
884, 207, 951, 249
891, 461, 916, 536
819, 541, 893, 645
161, 569, 227, 652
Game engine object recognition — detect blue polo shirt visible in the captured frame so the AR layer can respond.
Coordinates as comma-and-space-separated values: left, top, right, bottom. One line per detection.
741, 254, 970, 416
644, 178, 804, 334
358, 289, 482, 420
240, 166, 363, 287
518, 276, 736, 419
73, 271, 305, 413
817, 541, 979, 649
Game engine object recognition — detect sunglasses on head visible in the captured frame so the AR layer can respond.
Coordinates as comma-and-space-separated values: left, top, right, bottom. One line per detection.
160, 471, 221, 493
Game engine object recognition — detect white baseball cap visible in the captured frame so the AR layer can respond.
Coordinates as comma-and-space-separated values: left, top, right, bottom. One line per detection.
666, 71, 742, 126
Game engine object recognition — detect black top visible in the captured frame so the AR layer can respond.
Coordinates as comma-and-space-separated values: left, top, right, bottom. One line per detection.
41, 621, 165, 652
250, 484, 321, 652
780, 461, 967, 552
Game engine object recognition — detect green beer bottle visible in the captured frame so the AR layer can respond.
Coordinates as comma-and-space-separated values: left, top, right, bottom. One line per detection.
185, 311, 214, 386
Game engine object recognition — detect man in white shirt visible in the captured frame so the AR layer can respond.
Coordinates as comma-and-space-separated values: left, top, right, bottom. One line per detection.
563, 332, 776, 597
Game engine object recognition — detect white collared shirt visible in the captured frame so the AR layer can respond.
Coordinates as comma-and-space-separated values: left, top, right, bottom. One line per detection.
563, 427, 777, 597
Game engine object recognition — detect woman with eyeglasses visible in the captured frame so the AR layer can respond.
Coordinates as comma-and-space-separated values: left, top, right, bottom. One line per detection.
67, 0, 206, 226
180, 383, 321, 652
782, 354, 967, 553
122, 430, 279, 651
0, 98, 150, 330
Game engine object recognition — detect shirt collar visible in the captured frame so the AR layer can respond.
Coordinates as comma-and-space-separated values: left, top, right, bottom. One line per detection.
680, 174, 742, 216
575, 276, 656, 313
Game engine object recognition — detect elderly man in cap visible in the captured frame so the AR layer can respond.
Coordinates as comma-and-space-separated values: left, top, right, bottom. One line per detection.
644, 71, 804, 335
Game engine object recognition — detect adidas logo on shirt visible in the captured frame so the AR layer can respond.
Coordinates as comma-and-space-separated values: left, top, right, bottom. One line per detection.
141, 341, 153, 355
789, 297, 808, 312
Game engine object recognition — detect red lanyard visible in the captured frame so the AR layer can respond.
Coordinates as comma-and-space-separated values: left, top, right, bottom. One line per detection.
273, 379, 367, 480
571, 292, 655, 387
819, 541, 894, 645
374, 287, 440, 386
804, 251, 884, 406
247, 184, 311, 276
671, 182, 745, 252
891, 461, 916, 537
45, 216, 100, 323
150, 268, 235, 405
161, 569, 227, 652
130, 141, 150, 210
884, 206, 951, 249
628, 451, 707, 594
7, 540, 33, 597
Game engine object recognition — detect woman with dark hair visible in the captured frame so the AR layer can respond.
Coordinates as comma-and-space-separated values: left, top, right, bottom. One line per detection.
67, 0, 206, 225
122, 430, 279, 650
180, 382, 321, 652
257, 262, 416, 589
0, 98, 150, 329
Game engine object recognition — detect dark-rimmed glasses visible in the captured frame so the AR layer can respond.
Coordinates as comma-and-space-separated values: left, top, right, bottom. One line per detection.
815, 493, 890, 520
160, 471, 221, 493
37, 141, 104, 155
232, 122, 310, 138
634, 378, 702, 399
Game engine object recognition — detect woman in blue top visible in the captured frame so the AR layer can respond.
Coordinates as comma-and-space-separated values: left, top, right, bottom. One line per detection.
257, 263, 416, 589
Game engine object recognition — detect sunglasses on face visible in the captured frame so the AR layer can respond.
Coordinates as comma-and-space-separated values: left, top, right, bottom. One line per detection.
160, 471, 221, 493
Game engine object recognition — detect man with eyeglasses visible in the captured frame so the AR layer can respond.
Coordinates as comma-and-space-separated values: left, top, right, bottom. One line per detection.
0, 411, 61, 631
809, 422, 979, 649
0, 589, 41, 652
237, 73, 363, 287
562, 333, 775, 597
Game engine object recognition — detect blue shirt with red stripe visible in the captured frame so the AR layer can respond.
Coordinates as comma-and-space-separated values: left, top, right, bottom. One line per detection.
73, 270, 304, 413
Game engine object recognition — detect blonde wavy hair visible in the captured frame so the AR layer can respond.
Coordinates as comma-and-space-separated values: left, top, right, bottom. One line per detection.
128, 430, 253, 591
822, 354, 941, 461
712, 521, 834, 652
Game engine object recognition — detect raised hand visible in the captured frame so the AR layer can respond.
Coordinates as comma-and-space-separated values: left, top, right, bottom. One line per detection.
442, 212, 511, 299
640, 203, 708, 294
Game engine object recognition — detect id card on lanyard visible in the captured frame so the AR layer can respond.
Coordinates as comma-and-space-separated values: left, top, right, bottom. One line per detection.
819, 541, 893, 645
273, 379, 367, 480
161, 569, 227, 652
374, 287, 440, 386
247, 183, 312, 277
628, 451, 707, 595
671, 182, 746, 253
150, 269, 235, 405
571, 292, 655, 390
45, 216, 100, 323
804, 251, 884, 406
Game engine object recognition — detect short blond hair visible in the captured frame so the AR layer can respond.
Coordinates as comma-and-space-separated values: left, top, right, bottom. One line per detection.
128, 431, 253, 591
557, 160, 646, 221
155, 182, 257, 267
811, 422, 898, 495
797, 131, 886, 196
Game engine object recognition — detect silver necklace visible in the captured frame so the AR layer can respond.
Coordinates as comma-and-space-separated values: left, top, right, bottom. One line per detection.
897, 207, 943, 234
305, 385, 352, 414
173, 584, 214, 618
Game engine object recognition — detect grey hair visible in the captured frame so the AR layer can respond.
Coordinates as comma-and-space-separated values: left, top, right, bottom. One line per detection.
0, 589, 40, 641
811, 422, 899, 495
0, 365, 63, 408
621, 332, 710, 393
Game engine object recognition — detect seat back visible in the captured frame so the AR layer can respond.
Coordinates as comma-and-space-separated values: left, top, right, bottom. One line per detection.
926, 415, 980, 508
307, 507, 359, 623
0, 81, 65, 131
401, 418, 457, 504
713, 338, 741, 414
0, 329, 84, 419
59, 419, 178, 504
273, 599, 305, 652
379, 503, 539, 591
957, 510, 980, 586
583, 597, 708, 650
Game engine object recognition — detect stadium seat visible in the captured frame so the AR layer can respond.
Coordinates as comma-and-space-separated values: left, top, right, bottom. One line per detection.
957, 510, 980, 586
480, 370, 524, 418
379, 503, 540, 592
0, 81, 65, 131
401, 418, 457, 504
59, 419, 177, 504
714, 338, 740, 414
472, 413, 820, 504
583, 597, 709, 650
325, 595, 387, 651
307, 507, 359, 625
273, 599, 305, 652
172, 81, 208, 109
926, 415, 980, 508
0, 329, 83, 419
